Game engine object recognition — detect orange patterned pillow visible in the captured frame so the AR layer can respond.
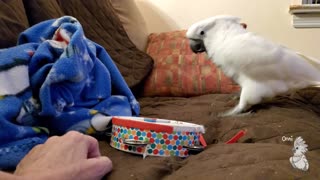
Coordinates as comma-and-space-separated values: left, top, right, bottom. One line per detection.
143, 30, 240, 97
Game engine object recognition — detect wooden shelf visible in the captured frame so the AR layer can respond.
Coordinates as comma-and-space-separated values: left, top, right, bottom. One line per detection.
289, 5, 320, 28
289, 4, 320, 14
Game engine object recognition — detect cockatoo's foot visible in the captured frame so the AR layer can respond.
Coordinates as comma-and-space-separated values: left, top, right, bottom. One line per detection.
225, 94, 240, 107
218, 110, 252, 117
218, 101, 252, 117
231, 93, 240, 101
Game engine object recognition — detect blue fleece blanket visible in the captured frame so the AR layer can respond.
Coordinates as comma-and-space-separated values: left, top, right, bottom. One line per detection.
0, 16, 140, 169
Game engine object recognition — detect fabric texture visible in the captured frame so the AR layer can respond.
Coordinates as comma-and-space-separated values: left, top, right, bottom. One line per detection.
0, 0, 29, 48
23, 0, 154, 94
143, 30, 240, 97
0, 136, 47, 169
0, 16, 139, 169
110, 0, 149, 51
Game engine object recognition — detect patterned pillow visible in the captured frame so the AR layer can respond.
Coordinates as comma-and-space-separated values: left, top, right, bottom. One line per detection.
143, 30, 240, 97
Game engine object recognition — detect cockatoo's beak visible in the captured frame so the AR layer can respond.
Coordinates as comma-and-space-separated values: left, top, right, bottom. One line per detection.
189, 39, 206, 53
292, 147, 296, 153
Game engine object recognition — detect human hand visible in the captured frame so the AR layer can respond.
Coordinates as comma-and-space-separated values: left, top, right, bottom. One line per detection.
14, 131, 112, 180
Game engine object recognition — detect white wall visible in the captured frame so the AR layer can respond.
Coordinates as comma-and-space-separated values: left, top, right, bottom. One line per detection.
136, 0, 320, 58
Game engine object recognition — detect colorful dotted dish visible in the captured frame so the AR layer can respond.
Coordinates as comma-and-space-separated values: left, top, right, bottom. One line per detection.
110, 116, 205, 157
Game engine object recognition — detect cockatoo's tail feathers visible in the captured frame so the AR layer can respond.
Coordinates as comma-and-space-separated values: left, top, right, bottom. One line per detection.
297, 52, 320, 73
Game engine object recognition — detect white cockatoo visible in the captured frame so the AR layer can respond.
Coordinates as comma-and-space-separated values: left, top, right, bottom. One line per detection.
186, 15, 320, 116
289, 136, 309, 171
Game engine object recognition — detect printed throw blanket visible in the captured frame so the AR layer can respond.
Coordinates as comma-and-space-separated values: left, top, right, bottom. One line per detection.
0, 16, 140, 169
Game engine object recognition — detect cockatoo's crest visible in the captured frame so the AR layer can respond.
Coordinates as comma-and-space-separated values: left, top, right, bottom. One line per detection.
294, 136, 308, 154
186, 15, 241, 40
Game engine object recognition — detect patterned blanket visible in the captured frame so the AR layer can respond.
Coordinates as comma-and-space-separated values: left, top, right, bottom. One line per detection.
0, 16, 139, 169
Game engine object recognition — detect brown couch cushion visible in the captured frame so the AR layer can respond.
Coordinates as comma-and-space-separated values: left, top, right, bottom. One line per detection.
99, 141, 320, 179
164, 143, 320, 179
22, 0, 64, 25
22, 0, 154, 94
138, 91, 320, 148
0, 0, 29, 48
110, 0, 149, 52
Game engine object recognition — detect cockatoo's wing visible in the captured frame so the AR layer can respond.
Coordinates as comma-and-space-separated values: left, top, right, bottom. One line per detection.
289, 157, 296, 168
303, 156, 309, 171
226, 33, 320, 86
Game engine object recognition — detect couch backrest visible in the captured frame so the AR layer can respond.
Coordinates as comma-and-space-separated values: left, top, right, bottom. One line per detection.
0, 0, 29, 48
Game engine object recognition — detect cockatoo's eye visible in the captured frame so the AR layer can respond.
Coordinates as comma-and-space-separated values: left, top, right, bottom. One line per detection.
296, 147, 299, 150
200, 31, 205, 35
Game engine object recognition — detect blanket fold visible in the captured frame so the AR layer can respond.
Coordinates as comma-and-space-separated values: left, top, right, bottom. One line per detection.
0, 16, 139, 169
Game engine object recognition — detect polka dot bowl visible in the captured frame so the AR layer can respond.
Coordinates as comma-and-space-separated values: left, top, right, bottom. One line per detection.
110, 116, 205, 158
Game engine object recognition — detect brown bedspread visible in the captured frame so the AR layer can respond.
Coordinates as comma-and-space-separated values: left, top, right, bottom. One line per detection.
100, 89, 320, 179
